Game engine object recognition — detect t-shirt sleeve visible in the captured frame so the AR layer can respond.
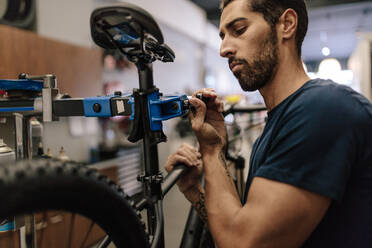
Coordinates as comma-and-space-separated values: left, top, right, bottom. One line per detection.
255, 89, 357, 202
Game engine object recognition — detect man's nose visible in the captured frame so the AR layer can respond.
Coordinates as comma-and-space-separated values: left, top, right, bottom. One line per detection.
220, 38, 236, 58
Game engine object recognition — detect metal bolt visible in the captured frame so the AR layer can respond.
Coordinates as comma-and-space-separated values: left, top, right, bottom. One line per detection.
171, 103, 179, 111
93, 103, 101, 113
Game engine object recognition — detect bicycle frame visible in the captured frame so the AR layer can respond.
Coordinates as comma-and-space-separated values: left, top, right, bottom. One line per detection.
131, 61, 189, 248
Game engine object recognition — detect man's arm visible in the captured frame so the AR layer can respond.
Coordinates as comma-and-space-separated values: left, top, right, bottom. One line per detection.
187, 89, 331, 247
179, 148, 241, 224
203, 150, 331, 248
164, 143, 208, 222
182, 185, 208, 223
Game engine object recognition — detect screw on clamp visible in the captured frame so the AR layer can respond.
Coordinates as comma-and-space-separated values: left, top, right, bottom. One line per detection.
184, 94, 210, 114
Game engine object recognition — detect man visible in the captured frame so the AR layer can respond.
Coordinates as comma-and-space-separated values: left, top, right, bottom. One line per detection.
165, 0, 372, 247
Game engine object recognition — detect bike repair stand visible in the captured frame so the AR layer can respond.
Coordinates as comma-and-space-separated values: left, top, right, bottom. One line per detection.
90, 5, 190, 247
0, 74, 58, 248
128, 61, 167, 247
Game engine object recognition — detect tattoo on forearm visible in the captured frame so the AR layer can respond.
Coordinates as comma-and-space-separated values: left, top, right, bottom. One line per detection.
193, 190, 208, 223
219, 151, 231, 178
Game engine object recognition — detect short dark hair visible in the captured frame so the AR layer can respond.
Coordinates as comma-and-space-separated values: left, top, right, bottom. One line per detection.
220, 0, 308, 57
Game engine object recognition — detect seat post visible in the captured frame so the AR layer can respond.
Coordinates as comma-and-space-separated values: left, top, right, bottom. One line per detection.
136, 61, 164, 247
138, 62, 154, 90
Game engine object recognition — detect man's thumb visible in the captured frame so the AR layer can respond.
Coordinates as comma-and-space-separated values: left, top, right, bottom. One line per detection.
188, 98, 206, 132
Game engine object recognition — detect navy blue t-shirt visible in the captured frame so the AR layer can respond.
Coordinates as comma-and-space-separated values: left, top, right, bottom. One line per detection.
244, 79, 372, 247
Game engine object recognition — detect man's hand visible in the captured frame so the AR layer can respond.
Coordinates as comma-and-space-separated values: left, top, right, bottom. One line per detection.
164, 143, 203, 194
189, 88, 226, 154
165, 144, 208, 222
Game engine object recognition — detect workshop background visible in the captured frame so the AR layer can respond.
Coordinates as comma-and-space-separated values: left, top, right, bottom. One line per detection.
0, 0, 372, 247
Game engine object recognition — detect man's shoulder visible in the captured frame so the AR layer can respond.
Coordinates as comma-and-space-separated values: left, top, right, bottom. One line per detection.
300, 79, 356, 105
292, 79, 371, 119
270, 78, 372, 134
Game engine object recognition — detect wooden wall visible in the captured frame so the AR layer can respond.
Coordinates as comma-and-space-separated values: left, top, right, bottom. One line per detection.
0, 24, 103, 97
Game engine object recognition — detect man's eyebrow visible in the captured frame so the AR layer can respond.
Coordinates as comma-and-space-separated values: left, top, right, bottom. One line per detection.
219, 17, 248, 39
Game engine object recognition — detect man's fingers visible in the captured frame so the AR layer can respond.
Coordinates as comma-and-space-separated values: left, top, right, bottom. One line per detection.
214, 98, 224, 113
191, 88, 224, 113
196, 151, 202, 159
165, 143, 202, 173
188, 98, 206, 132
192, 89, 218, 105
179, 148, 199, 164
179, 143, 201, 159
165, 153, 198, 173
192, 88, 217, 98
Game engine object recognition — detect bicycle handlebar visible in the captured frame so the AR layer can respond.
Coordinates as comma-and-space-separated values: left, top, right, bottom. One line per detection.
162, 164, 189, 197
223, 104, 266, 117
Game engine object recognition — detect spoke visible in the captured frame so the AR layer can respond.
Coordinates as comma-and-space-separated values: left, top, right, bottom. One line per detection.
80, 220, 95, 248
25, 215, 36, 248
67, 214, 75, 248
38, 212, 47, 248
96, 236, 111, 248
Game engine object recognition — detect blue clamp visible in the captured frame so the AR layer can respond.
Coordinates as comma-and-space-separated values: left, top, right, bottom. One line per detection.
131, 92, 188, 131
0, 79, 43, 92
113, 27, 139, 45
83, 96, 113, 117
83, 93, 133, 117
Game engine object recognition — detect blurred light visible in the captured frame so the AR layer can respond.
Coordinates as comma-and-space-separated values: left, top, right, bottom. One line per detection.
309, 59, 355, 91
322, 47, 331, 56
318, 58, 342, 74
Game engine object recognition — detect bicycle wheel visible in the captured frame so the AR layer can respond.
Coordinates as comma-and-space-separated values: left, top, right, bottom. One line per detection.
0, 158, 149, 248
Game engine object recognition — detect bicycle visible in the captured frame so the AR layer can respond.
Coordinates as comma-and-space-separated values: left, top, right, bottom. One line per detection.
0, 3, 266, 248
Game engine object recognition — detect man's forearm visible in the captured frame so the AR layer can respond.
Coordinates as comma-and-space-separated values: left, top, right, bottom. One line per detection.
181, 149, 235, 225
204, 150, 240, 200
219, 150, 233, 179
183, 184, 208, 223
203, 150, 242, 247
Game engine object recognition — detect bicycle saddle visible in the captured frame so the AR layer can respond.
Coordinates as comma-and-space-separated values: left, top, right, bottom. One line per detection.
90, 3, 175, 63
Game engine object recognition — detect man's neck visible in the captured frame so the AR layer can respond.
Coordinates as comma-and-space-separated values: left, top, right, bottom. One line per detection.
259, 56, 310, 112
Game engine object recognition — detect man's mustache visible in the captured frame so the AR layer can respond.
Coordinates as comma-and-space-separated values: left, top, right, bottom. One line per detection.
228, 57, 248, 67
228, 58, 248, 72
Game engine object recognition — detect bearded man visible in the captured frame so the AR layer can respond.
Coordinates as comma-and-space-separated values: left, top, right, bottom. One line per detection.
165, 0, 372, 247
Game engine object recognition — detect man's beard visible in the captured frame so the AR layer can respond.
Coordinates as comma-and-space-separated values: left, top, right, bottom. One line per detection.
230, 29, 279, 92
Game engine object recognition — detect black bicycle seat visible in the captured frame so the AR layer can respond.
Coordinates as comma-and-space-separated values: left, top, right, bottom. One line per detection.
90, 3, 164, 49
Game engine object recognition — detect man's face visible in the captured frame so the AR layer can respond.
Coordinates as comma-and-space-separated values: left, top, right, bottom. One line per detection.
219, 0, 279, 91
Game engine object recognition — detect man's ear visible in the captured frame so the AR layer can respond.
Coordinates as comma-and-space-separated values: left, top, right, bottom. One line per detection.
278, 8, 298, 41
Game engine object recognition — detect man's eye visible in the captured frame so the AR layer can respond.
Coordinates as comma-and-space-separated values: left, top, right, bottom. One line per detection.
234, 27, 246, 35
